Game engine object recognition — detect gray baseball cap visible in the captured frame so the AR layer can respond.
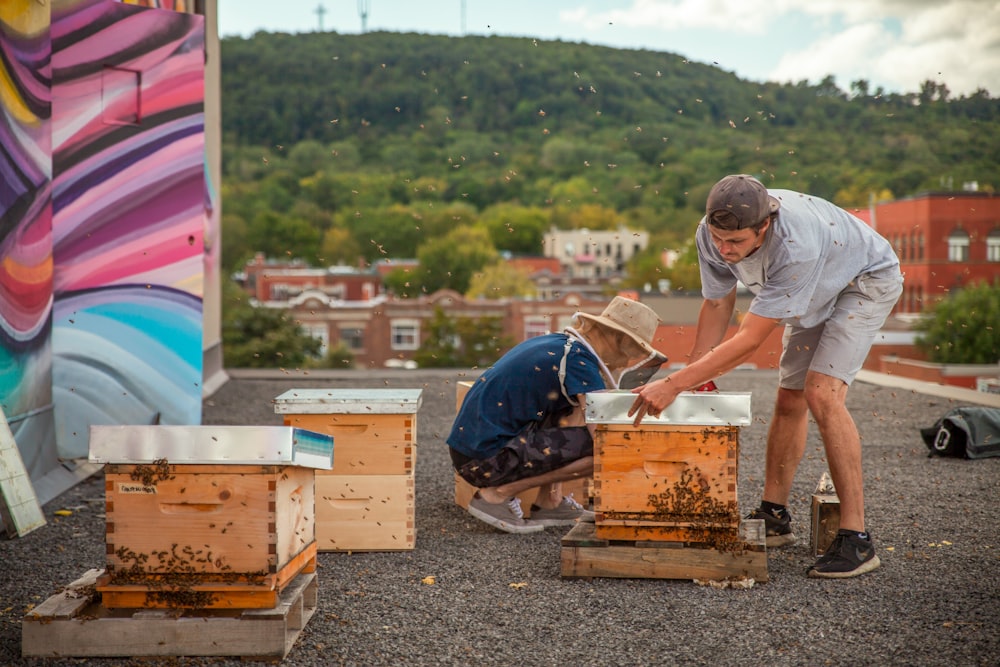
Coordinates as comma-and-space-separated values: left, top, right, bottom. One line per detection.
706, 174, 780, 230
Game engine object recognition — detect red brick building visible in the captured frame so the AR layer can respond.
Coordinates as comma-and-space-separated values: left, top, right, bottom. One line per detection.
859, 191, 1000, 314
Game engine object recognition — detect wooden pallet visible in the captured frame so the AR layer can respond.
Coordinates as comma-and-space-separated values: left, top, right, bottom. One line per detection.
561, 519, 768, 583
21, 568, 318, 659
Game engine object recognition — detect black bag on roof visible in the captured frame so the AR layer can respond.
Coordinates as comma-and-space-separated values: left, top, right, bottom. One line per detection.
920, 407, 1000, 459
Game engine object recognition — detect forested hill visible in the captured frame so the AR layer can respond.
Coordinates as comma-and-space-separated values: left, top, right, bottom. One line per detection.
217, 31, 999, 283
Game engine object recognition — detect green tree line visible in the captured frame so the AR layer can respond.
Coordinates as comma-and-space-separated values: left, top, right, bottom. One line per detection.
219, 30, 999, 295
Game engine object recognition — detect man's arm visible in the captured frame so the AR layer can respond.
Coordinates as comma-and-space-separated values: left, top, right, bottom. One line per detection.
629, 311, 780, 425
687, 289, 737, 365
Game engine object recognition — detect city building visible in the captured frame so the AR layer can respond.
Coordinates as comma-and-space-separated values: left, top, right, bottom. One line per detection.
856, 190, 1000, 314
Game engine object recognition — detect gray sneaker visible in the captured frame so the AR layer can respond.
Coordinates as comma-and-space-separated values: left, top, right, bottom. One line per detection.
530, 495, 596, 527
467, 494, 544, 534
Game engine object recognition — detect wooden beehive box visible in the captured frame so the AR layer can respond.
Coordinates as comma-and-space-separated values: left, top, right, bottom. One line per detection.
89, 425, 333, 608
274, 388, 422, 551
586, 390, 751, 544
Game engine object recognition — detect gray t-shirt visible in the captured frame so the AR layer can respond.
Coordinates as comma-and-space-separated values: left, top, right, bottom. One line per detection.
697, 189, 900, 328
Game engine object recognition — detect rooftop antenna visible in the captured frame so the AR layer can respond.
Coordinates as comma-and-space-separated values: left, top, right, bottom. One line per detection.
358, 0, 370, 33
315, 3, 326, 32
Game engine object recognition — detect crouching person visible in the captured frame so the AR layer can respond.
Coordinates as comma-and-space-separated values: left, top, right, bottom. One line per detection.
447, 296, 666, 533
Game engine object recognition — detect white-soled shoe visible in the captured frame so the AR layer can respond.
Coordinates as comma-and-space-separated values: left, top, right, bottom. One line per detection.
530, 495, 595, 527
467, 494, 544, 534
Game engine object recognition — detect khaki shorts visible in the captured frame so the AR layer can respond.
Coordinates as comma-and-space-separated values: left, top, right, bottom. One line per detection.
779, 271, 903, 390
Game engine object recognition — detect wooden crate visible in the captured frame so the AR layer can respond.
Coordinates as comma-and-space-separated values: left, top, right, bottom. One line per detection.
594, 423, 739, 543
810, 493, 841, 556
22, 568, 318, 659
315, 473, 415, 551
561, 519, 768, 583
100, 463, 316, 608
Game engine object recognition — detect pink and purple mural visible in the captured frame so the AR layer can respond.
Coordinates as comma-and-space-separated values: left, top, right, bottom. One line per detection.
1, 0, 208, 488
0, 2, 56, 482
51, 0, 205, 457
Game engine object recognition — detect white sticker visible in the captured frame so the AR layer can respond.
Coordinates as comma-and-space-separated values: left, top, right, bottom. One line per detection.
118, 483, 158, 495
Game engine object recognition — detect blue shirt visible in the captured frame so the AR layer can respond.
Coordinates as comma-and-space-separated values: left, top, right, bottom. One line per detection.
447, 333, 605, 459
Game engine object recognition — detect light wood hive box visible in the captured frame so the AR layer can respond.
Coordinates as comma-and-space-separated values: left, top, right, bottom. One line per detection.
274, 388, 423, 552
585, 390, 751, 545
452, 380, 592, 515
90, 425, 333, 609
593, 424, 739, 543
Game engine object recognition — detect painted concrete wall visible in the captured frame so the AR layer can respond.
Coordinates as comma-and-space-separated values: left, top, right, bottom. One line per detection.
0, 2, 56, 483
1, 0, 213, 502
50, 0, 206, 457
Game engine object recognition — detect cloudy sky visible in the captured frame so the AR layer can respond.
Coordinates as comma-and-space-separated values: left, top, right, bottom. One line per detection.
217, 0, 999, 97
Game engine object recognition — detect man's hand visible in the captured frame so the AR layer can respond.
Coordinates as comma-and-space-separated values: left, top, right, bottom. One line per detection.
628, 377, 682, 427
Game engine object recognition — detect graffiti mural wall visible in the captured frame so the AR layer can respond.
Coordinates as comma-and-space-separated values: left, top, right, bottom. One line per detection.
0, 2, 56, 481
50, 0, 206, 457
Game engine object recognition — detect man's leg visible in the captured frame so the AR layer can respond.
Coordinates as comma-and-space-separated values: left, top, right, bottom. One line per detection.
804, 371, 864, 532
477, 457, 593, 505
762, 387, 809, 506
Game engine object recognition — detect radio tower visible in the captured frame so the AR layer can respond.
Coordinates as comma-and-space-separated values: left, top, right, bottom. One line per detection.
358, 0, 370, 33
460, 0, 466, 34
315, 3, 326, 32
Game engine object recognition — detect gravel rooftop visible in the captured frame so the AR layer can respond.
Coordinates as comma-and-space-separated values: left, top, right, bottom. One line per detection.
2, 368, 998, 667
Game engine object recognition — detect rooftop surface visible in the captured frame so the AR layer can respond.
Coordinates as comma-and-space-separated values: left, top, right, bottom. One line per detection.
2, 368, 998, 666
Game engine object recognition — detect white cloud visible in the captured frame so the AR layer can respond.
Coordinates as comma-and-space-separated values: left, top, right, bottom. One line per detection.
561, 0, 1000, 95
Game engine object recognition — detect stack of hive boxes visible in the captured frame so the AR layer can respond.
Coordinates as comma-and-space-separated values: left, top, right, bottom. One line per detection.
90, 425, 334, 609
273, 388, 423, 551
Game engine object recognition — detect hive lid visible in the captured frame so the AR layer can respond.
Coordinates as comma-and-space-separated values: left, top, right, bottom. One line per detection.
585, 390, 752, 426
88, 425, 335, 469
272, 388, 423, 414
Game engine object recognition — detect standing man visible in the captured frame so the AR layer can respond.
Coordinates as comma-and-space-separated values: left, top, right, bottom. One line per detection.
629, 174, 902, 578
449, 296, 666, 534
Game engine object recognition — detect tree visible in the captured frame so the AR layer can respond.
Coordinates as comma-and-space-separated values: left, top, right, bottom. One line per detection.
414, 225, 499, 294
221, 279, 322, 367
466, 262, 537, 299
319, 226, 362, 266
414, 306, 513, 368
915, 282, 1000, 364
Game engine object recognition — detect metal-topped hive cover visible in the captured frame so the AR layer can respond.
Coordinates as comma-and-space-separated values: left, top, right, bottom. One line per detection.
585, 390, 752, 426
272, 388, 423, 414
88, 425, 334, 469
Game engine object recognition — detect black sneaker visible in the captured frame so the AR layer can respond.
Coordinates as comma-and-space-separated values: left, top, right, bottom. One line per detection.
745, 507, 796, 548
807, 530, 881, 579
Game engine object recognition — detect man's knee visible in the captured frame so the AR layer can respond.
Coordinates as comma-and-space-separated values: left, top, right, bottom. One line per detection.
803, 372, 848, 416
774, 386, 807, 418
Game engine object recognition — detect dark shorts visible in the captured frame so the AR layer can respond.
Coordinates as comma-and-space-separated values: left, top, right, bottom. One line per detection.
451, 423, 594, 488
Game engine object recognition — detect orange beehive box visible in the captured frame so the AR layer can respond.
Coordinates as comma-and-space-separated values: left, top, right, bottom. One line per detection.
274, 388, 422, 551
586, 390, 751, 544
89, 425, 333, 608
